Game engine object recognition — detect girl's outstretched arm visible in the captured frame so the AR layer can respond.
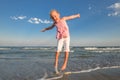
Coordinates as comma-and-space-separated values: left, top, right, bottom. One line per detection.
63, 14, 80, 21
41, 24, 55, 32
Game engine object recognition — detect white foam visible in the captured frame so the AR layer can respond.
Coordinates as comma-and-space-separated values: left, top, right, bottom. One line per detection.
23, 47, 51, 50
84, 47, 120, 53
37, 66, 120, 80
67, 66, 120, 74
37, 72, 63, 80
70, 50, 74, 53
85, 47, 120, 51
84, 47, 98, 50
0, 48, 11, 50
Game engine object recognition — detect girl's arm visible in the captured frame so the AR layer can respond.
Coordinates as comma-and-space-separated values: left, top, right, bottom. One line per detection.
41, 24, 55, 32
63, 14, 80, 20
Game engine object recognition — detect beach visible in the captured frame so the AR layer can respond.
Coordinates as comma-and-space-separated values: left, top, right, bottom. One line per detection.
68, 68, 120, 80
0, 46, 120, 80
0, 58, 120, 80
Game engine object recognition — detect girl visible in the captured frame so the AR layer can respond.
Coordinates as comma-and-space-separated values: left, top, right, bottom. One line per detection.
41, 9, 80, 74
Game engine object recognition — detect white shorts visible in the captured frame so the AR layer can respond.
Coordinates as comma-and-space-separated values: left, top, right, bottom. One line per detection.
56, 37, 70, 52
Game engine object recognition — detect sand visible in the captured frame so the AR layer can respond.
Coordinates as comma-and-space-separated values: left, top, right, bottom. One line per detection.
0, 58, 120, 80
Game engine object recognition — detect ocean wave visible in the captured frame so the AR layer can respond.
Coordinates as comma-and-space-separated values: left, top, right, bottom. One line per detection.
0, 48, 11, 50
84, 47, 120, 52
22, 47, 53, 50
84, 47, 98, 50
70, 50, 74, 53
37, 66, 120, 80
66, 66, 120, 74
84, 47, 120, 50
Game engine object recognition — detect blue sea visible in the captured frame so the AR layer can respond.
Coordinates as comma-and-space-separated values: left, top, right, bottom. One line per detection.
0, 46, 120, 69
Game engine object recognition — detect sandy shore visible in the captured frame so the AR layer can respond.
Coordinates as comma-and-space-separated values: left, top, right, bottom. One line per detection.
0, 58, 120, 80
67, 68, 120, 80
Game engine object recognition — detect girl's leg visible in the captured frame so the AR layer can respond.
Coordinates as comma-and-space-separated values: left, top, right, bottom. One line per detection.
61, 51, 69, 71
54, 52, 60, 73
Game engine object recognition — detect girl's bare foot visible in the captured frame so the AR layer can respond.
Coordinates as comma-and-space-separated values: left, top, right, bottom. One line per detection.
61, 64, 66, 71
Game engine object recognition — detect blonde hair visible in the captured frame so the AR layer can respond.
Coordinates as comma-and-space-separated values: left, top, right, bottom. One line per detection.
50, 9, 59, 19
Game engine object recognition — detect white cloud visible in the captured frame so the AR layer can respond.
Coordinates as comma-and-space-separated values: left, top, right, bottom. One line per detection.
10, 16, 27, 20
28, 17, 52, 24
107, 2, 120, 16
28, 18, 40, 24
10, 15, 52, 24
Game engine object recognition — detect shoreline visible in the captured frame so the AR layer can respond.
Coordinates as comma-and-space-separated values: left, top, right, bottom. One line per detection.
0, 58, 120, 80
68, 68, 120, 80
38, 67, 120, 80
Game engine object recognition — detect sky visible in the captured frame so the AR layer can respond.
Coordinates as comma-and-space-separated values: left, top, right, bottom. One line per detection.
0, 0, 120, 46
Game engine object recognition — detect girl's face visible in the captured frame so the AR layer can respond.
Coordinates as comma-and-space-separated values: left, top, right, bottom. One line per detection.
50, 11, 60, 22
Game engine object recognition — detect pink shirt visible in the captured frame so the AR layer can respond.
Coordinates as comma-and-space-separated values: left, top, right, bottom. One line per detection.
55, 19, 70, 40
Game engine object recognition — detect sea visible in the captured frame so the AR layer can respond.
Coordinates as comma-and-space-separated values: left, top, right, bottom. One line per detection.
0, 46, 120, 70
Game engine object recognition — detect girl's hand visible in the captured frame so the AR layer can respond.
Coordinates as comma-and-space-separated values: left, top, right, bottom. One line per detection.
41, 28, 46, 32
77, 14, 80, 18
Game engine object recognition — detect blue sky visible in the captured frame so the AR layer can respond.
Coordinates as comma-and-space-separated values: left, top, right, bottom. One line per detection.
0, 0, 120, 46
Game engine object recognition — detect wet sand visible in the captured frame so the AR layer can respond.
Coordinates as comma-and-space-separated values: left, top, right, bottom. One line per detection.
67, 68, 120, 80
0, 58, 120, 80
